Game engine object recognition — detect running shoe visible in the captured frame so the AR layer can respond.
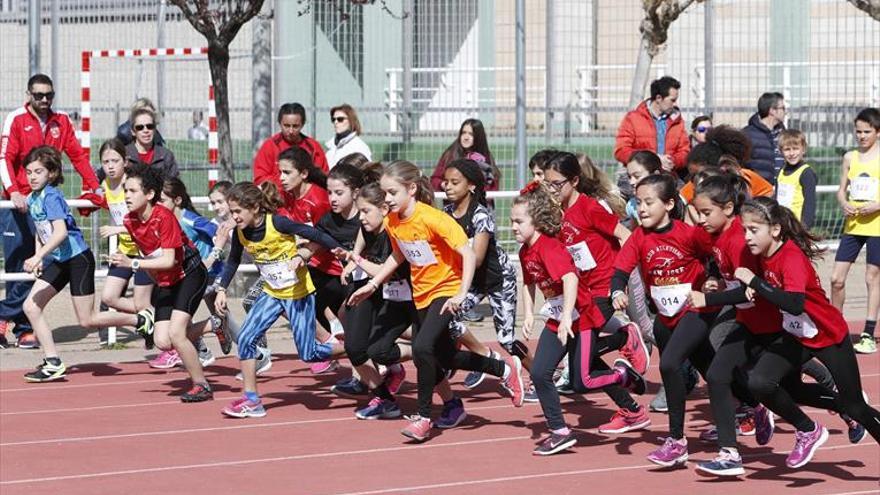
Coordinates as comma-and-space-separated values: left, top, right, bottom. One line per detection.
754, 404, 775, 446
696, 448, 744, 477
533, 431, 577, 456
17, 332, 39, 349
136, 308, 155, 350
310, 359, 339, 375
598, 406, 651, 434
383, 363, 406, 395
502, 355, 525, 407
222, 396, 267, 418
23, 359, 66, 382
523, 382, 539, 403
650, 385, 668, 412
698, 416, 756, 442
646, 437, 689, 467
355, 397, 402, 420
149, 350, 182, 369
853, 333, 877, 354
435, 397, 467, 429
235, 348, 272, 381
331, 377, 368, 398
619, 322, 649, 374
401, 415, 433, 442
211, 315, 233, 355
461, 308, 484, 322
844, 417, 866, 444
199, 347, 216, 367
614, 358, 647, 395
786, 423, 828, 468
181, 383, 213, 403
462, 350, 499, 389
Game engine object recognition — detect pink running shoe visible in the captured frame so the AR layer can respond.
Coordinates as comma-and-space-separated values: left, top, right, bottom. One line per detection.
502, 356, 524, 407
619, 322, 649, 375
310, 359, 339, 375
383, 363, 406, 395
222, 396, 267, 418
401, 415, 433, 442
646, 437, 689, 467
598, 406, 651, 434
786, 423, 828, 468
149, 350, 181, 369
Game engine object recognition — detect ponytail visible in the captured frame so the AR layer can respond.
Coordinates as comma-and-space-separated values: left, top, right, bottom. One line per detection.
576, 152, 626, 218
636, 173, 685, 221
446, 158, 488, 207
278, 147, 327, 190
741, 196, 824, 261
694, 173, 749, 214
227, 181, 284, 215
385, 160, 435, 205
163, 177, 198, 214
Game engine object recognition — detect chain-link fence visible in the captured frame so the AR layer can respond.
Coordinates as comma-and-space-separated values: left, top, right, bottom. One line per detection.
2, 0, 879, 256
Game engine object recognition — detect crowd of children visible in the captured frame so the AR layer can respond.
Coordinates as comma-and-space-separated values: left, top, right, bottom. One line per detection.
8, 106, 879, 477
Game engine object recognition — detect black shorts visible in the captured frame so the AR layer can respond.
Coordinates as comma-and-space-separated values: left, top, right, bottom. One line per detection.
107, 263, 154, 286
151, 264, 208, 322
41, 250, 96, 296
834, 234, 880, 266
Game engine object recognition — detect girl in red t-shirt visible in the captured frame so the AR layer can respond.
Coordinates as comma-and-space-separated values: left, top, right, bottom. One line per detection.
733, 197, 880, 468
111, 164, 211, 403
540, 151, 651, 435
515, 182, 645, 456
611, 173, 717, 467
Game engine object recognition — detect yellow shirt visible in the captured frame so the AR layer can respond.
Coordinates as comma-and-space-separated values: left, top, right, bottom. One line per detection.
238, 214, 315, 300
776, 163, 811, 221
102, 179, 139, 257
386, 202, 468, 309
845, 151, 880, 236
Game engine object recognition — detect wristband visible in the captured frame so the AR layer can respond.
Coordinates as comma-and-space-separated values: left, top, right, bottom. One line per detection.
611, 290, 625, 300
215, 286, 227, 293
367, 280, 379, 292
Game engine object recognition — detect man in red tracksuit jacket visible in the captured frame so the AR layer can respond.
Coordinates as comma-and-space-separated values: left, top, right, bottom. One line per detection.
0, 73, 100, 348
252, 102, 329, 191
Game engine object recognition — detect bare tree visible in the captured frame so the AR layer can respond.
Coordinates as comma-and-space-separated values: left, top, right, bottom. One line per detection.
629, 0, 705, 107
169, 0, 265, 181
848, 0, 880, 21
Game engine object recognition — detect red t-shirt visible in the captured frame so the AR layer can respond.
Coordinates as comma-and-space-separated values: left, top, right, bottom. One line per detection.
759, 240, 848, 349
280, 184, 330, 226
559, 194, 621, 299
614, 220, 714, 328
124, 204, 193, 287
710, 216, 780, 334
138, 148, 155, 165
520, 233, 602, 332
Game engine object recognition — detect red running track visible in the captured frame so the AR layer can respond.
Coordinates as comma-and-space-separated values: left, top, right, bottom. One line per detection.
1, 340, 878, 495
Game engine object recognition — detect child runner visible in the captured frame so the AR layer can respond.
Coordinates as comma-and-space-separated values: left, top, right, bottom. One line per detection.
611, 173, 718, 467
214, 181, 347, 418
515, 182, 644, 455
540, 151, 651, 434
112, 164, 212, 402
831, 108, 880, 354
338, 180, 414, 419
775, 129, 817, 229
441, 158, 529, 395
347, 161, 525, 442
20, 146, 153, 382
737, 197, 880, 467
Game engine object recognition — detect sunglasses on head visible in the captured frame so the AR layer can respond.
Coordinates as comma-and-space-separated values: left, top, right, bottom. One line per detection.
31, 91, 55, 101
332, 116, 347, 123
696, 126, 711, 133
134, 123, 156, 131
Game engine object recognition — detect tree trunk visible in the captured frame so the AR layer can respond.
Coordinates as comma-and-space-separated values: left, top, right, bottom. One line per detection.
629, 35, 657, 108
208, 41, 235, 182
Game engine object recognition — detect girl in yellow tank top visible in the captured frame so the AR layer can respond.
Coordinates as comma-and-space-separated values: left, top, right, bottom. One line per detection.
832, 108, 880, 355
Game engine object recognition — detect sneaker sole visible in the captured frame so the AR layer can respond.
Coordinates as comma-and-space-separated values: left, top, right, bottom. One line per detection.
200, 357, 216, 367
695, 464, 745, 477
756, 408, 776, 446
787, 427, 829, 468
625, 323, 650, 374
356, 409, 402, 420
507, 357, 525, 407
310, 362, 339, 375
436, 412, 468, 429
181, 394, 214, 403
330, 386, 369, 399
647, 452, 688, 467
400, 430, 429, 442
598, 418, 651, 434
24, 373, 66, 383
149, 362, 181, 369
222, 408, 266, 418
533, 437, 577, 456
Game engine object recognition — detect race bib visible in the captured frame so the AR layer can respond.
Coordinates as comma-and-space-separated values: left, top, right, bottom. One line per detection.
566, 241, 597, 272
539, 294, 580, 322
776, 183, 795, 208
850, 176, 879, 202
35, 220, 53, 244
382, 279, 413, 302
108, 201, 129, 226
351, 266, 368, 282
397, 239, 438, 267
724, 279, 755, 309
649, 283, 692, 317
257, 260, 299, 290
781, 311, 819, 339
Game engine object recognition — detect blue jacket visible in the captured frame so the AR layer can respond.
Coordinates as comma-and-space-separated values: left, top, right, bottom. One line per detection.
743, 113, 785, 185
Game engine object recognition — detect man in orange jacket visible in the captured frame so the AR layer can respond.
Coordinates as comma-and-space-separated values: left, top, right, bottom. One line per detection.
613, 76, 690, 175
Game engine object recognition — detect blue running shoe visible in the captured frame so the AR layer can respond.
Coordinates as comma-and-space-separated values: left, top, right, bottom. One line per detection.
332, 377, 369, 398
355, 397, 402, 420
696, 449, 745, 477
436, 397, 467, 429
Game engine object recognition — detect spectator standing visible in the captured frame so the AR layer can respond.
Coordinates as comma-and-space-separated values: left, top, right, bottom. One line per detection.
742, 92, 787, 185
253, 103, 329, 189
116, 97, 166, 147
430, 118, 499, 193
188, 110, 209, 141
324, 104, 371, 169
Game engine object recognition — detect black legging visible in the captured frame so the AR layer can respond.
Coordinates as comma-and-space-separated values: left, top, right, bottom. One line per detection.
343, 284, 416, 367
413, 297, 505, 418
309, 267, 348, 332
748, 332, 880, 443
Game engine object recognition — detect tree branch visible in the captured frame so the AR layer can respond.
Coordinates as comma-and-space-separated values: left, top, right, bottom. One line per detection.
847, 0, 880, 21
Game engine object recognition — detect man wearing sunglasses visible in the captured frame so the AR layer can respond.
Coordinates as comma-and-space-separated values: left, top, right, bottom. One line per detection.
0, 73, 100, 348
